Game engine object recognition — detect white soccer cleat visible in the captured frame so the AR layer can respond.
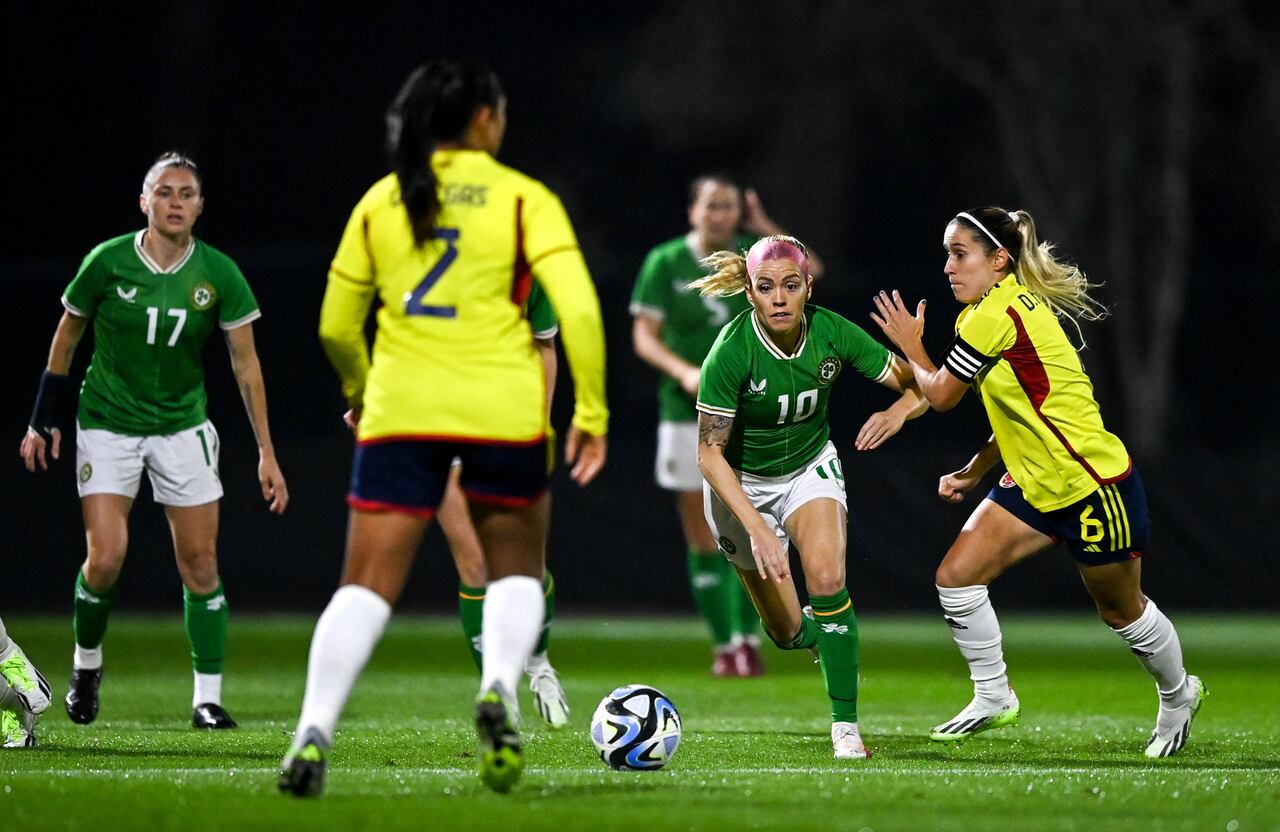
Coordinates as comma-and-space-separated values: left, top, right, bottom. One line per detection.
1, 708, 36, 749
0, 641, 51, 716
527, 664, 570, 728
1144, 675, 1206, 759
831, 721, 870, 759
929, 689, 1021, 742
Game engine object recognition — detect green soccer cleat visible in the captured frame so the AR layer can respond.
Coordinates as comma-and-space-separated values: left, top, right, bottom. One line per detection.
930, 690, 1021, 742
475, 683, 524, 793
278, 727, 328, 797
1, 708, 36, 749
1144, 675, 1207, 759
0, 641, 52, 716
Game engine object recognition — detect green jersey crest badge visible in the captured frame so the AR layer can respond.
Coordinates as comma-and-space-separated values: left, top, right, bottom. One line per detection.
817, 357, 842, 386
191, 282, 217, 311
79, 463, 93, 484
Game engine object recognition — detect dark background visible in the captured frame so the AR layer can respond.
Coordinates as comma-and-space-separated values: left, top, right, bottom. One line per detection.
5, 2, 1277, 616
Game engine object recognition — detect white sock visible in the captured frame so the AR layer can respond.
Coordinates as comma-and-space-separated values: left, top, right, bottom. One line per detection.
937, 584, 1010, 702
193, 672, 222, 707
480, 576, 544, 704
1113, 598, 1187, 701
74, 645, 103, 670
293, 584, 392, 748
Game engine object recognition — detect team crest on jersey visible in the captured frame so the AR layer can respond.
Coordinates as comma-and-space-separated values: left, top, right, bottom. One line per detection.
817, 357, 842, 386
747, 378, 767, 398
718, 536, 737, 555
79, 463, 93, 484
999, 472, 1017, 488
190, 282, 216, 311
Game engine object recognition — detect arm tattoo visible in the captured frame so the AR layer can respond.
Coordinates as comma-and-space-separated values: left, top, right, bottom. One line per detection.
698, 412, 733, 447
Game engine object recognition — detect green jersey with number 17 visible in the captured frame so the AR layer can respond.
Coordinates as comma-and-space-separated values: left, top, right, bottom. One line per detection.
62, 231, 261, 436
696, 305, 891, 477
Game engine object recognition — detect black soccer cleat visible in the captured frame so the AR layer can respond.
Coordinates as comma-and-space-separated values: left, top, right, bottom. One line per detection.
278, 727, 328, 798
65, 667, 103, 725
192, 702, 238, 729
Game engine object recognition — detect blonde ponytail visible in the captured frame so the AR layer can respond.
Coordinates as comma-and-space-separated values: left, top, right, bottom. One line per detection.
1009, 210, 1108, 344
688, 250, 749, 297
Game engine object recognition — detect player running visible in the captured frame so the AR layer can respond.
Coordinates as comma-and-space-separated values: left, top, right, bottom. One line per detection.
20, 152, 289, 731
631, 176, 822, 677
693, 235, 926, 759
279, 58, 607, 798
0, 615, 51, 748
872, 206, 1204, 758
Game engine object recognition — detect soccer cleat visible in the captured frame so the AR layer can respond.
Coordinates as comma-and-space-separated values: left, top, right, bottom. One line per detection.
929, 690, 1021, 742
0, 641, 52, 715
1144, 675, 1206, 759
278, 727, 328, 797
711, 648, 736, 677
65, 667, 103, 725
1, 708, 36, 749
528, 665, 570, 728
733, 641, 765, 677
475, 683, 524, 793
832, 721, 870, 759
192, 702, 238, 729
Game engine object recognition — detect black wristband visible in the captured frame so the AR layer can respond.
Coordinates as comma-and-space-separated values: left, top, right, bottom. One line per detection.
30, 370, 71, 439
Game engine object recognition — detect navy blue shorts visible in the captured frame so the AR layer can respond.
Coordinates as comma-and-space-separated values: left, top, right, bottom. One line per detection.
348, 437, 548, 518
987, 466, 1150, 566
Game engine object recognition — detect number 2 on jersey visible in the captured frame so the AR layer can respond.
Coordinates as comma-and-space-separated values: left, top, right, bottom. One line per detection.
404, 228, 460, 318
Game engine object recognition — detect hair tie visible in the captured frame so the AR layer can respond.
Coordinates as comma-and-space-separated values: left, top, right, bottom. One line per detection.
1007, 211, 1019, 223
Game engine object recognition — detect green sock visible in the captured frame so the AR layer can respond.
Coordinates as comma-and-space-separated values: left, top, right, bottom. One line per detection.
729, 568, 761, 640
810, 587, 860, 723
458, 581, 485, 672
183, 582, 229, 674
687, 549, 734, 647
73, 571, 117, 650
768, 613, 818, 651
533, 571, 556, 656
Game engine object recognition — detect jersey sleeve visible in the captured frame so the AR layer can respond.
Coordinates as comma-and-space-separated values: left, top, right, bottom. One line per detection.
215, 254, 262, 330
833, 313, 892, 383
319, 194, 380, 409
61, 245, 109, 318
526, 280, 558, 341
629, 246, 671, 320
695, 328, 745, 418
524, 186, 608, 436
945, 303, 1015, 384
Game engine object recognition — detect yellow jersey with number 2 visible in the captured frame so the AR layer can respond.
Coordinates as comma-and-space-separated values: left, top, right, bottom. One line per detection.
320, 148, 607, 445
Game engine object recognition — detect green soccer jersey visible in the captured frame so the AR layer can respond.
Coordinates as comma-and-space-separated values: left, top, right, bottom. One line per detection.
526, 280, 558, 340
63, 231, 261, 436
630, 234, 753, 422
697, 305, 891, 477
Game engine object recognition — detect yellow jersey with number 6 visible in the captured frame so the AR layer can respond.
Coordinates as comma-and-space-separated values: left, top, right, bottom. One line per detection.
320, 149, 607, 444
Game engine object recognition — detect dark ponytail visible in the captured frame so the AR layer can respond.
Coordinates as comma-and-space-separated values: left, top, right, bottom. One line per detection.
386, 59, 504, 245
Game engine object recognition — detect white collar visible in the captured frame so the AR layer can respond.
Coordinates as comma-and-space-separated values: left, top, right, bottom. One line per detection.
134, 230, 195, 274
750, 307, 807, 360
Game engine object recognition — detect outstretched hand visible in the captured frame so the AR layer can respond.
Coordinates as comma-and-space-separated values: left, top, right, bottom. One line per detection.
741, 189, 779, 237
870, 290, 927, 353
854, 408, 906, 451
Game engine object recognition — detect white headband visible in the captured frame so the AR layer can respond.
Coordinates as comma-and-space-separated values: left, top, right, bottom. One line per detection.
956, 212, 1005, 251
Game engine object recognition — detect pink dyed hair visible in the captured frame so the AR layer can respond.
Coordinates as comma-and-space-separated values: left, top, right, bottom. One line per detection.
745, 236, 808, 278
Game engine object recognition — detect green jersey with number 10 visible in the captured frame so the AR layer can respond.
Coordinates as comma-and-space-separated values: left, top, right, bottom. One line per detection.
62, 231, 261, 436
697, 305, 891, 477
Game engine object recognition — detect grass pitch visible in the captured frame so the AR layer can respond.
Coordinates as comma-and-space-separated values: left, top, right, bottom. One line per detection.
2, 613, 1277, 831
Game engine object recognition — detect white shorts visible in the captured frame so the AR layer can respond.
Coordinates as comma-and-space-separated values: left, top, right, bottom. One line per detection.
75, 419, 223, 507
655, 421, 703, 492
703, 441, 847, 571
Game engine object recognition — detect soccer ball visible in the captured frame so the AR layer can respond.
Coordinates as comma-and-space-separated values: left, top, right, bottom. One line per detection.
590, 684, 681, 771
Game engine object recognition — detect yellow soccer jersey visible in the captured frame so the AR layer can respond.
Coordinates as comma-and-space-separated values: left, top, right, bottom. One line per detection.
319, 149, 607, 444
943, 275, 1129, 511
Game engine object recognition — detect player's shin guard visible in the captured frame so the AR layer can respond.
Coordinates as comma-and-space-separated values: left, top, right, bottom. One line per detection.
479, 576, 543, 705
1113, 598, 1188, 701
458, 581, 485, 672
687, 550, 734, 648
768, 612, 817, 651
533, 571, 555, 656
293, 584, 391, 748
937, 584, 1010, 702
811, 588, 859, 723
73, 571, 116, 666
184, 581, 229, 675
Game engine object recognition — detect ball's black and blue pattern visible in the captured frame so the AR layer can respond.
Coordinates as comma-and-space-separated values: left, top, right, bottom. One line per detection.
590, 684, 682, 771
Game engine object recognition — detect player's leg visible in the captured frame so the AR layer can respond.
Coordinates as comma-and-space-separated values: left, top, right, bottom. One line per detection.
0, 617, 49, 749
69, 492, 134, 725
440, 462, 489, 670
165, 500, 234, 728
676, 490, 739, 675
930, 494, 1050, 741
